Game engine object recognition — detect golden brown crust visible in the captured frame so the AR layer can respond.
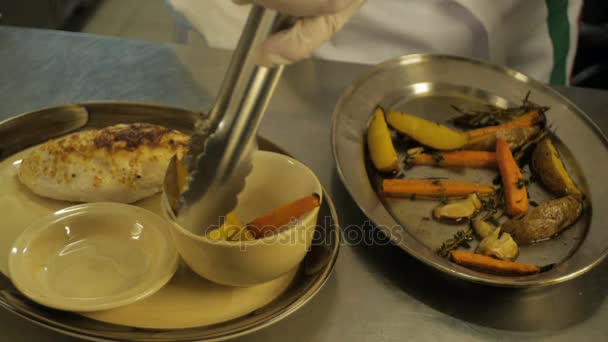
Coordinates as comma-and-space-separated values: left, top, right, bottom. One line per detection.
18, 123, 189, 203
92, 123, 185, 151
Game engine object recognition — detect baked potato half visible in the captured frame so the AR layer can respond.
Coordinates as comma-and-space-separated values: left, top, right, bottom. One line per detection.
502, 195, 583, 245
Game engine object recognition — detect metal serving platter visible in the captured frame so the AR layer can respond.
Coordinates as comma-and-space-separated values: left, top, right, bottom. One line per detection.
331, 54, 608, 287
0, 102, 340, 341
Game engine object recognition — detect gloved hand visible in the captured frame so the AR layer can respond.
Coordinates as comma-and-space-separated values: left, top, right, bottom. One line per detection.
235, 0, 365, 66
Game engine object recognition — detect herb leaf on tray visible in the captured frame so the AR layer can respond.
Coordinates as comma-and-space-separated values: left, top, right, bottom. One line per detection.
437, 228, 474, 258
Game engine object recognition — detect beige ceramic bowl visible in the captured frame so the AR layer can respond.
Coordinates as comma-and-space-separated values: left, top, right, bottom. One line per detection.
8, 203, 179, 312
162, 151, 322, 287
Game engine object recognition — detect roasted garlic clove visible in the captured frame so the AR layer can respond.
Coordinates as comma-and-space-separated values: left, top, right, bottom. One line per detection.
433, 194, 482, 222
476, 228, 519, 261
406, 147, 425, 158
472, 216, 495, 239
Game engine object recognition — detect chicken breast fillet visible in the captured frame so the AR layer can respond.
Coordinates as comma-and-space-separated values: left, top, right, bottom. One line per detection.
18, 123, 189, 203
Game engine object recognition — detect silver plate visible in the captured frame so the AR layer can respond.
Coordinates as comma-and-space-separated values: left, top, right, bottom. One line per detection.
0, 102, 340, 341
331, 54, 608, 287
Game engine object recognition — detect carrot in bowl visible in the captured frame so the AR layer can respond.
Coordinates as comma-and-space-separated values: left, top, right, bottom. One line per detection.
246, 194, 321, 239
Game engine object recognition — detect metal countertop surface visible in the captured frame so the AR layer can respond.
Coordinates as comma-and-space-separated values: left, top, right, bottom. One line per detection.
0, 27, 607, 341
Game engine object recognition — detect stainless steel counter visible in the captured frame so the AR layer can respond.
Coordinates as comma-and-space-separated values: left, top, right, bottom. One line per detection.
1, 27, 607, 341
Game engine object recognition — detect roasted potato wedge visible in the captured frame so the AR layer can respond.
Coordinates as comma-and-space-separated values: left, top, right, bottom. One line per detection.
367, 107, 400, 172
502, 195, 583, 245
386, 110, 468, 150
464, 126, 540, 151
531, 137, 581, 196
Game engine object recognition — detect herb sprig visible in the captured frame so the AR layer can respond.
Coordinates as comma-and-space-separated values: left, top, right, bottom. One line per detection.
450, 91, 548, 130
437, 228, 474, 258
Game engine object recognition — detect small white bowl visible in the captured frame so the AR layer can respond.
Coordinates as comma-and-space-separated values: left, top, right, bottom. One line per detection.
162, 151, 322, 287
8, 203, 179, 312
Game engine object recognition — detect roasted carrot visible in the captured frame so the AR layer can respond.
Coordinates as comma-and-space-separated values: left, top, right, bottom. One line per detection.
410, 151, 497, 168
450, 250, 540, 275
467, 110, 543, 138
496, 138, 528, 217
382, 179, 495, 198
246, 194, 321, 238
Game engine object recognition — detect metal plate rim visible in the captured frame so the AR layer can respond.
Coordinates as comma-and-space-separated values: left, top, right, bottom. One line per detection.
331, 53, 608, 288
0, 101, 341, 341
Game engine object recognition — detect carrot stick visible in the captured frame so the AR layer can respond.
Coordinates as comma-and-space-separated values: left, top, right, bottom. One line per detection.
496, 138, 528, 217
450, 250, 540, 275
176, 158, 189, 193
246, 194, 321, 239
382, 179, 495, 198
467, 110, 543, 138
410, 151, 497, 168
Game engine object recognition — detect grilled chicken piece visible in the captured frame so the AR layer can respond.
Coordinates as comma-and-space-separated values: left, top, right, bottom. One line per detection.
18, 123, 188, 203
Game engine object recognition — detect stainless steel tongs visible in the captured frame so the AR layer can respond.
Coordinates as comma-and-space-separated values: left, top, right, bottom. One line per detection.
176, 6, 289, 233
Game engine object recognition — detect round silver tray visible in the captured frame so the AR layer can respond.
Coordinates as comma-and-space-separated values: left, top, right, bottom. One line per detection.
331, 54, 608, 287
0, 102, 340, 341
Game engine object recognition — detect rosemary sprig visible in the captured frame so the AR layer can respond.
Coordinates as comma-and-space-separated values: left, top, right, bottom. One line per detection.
450, 105, 503, 128
450, 92, 549, 129
479, 186, 506, 223
437, 228, 474, 258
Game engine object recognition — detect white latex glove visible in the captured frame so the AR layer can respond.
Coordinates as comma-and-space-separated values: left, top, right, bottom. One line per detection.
235, 0, 365, 66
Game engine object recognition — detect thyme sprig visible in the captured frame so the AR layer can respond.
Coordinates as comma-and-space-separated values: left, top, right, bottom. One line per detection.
438, 228, 474, 258
450, 91, 549, 129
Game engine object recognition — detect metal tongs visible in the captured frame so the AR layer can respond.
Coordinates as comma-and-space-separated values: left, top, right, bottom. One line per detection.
174, 6, 289, 233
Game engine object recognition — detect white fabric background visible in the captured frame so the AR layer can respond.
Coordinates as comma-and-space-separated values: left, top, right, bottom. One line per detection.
168, 0, 583, 83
